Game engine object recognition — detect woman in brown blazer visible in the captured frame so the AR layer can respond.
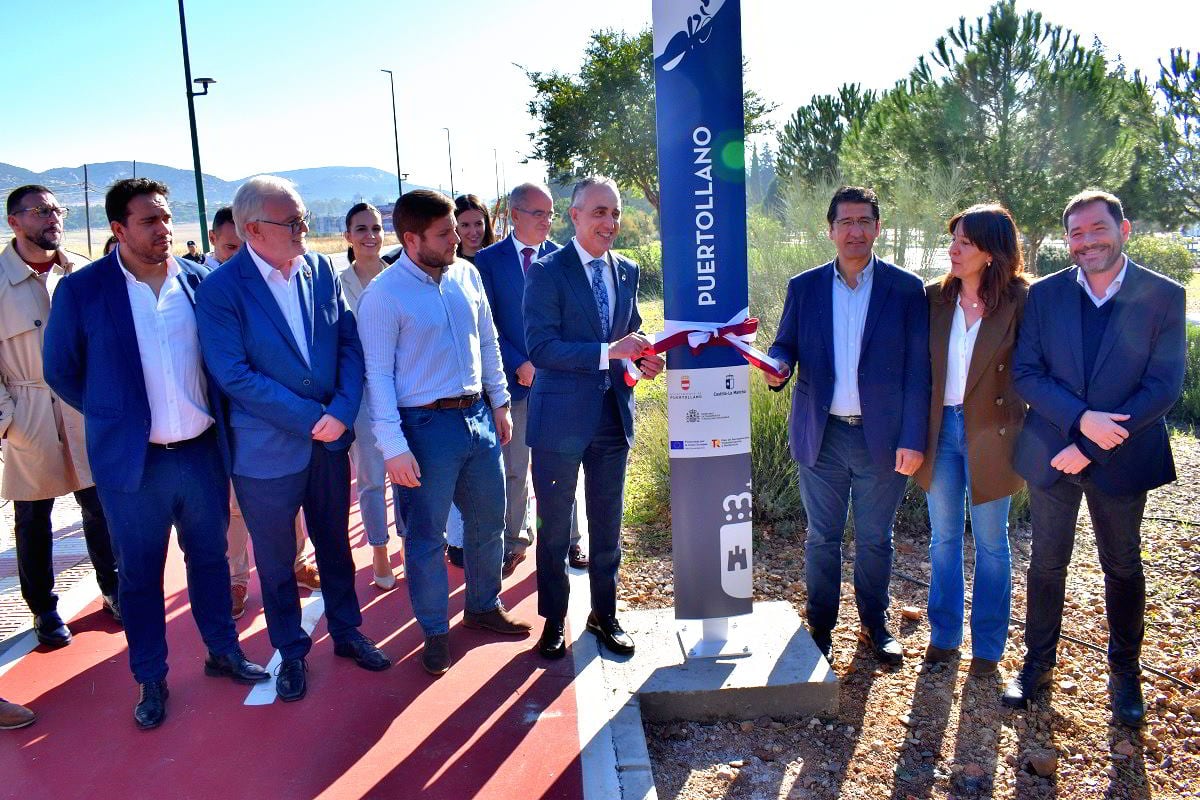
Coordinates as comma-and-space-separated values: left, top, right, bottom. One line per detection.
914, 204, 1030, 677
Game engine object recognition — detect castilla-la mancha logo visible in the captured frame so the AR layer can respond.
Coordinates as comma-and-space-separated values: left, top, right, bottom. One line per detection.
654, 0, 727, 72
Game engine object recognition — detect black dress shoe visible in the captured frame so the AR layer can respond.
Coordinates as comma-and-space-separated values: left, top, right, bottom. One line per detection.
204, 649, 270, 684
1110, 672, 1146, 727
134, 680, 168, 730
334, 634, 392, 671
446, 545, 464, 568
568, 544, 589, 569
810, 628, 833, 663
859, 627, 903, 666
102, 594, 123, 626
1002, 663, 1053, 709
34, 613, 71, 648
539, 619, 566, 660
276, 658, 308, 702
586, 612, 635, 656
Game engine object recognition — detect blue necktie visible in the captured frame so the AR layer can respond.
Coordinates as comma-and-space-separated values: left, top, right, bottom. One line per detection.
590, 258, 611, 390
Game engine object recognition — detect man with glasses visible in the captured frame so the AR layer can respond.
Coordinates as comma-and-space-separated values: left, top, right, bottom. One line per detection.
196, 175, 389, 703
44, 178, 269, 729
475, 183, 586, 578
2, 186, 120, 650
766, 185, 930, 667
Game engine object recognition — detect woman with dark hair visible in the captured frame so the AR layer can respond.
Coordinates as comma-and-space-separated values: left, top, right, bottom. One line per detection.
454, 194, 495, 262
102, 235, 119, 256
338, 202, 399, 589
914, 203, 1030, 678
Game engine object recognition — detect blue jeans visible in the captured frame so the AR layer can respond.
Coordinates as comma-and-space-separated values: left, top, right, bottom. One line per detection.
395, 400, 506, 636
797, 418, 908, 633
351, 406, 390, 546
925, 406, 1012, 661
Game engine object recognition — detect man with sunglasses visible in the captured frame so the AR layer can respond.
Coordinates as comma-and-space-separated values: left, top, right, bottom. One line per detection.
475, 183, 586, 578
195, 176, 389, 703
2, 186, 120, 650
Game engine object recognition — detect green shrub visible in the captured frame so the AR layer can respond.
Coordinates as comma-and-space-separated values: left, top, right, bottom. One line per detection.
1034, 243, 1072, 276
1126, 234, 1196, 286
1171, 324, 1200, 425
617, 243, 663, 300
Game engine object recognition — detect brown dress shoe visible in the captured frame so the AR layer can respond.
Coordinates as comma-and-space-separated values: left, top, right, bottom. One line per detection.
294, 563, 321, 591
501, 550, 527, 578
0, 698, 36, 730
231, 584, 248, 620
568, 544, 589, 569
969, 657, 999, 677
924, 644, 959, 663
463, 603, 533, 635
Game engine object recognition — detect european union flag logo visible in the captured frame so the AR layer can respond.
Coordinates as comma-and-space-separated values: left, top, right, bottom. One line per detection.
670, 440, 685, 450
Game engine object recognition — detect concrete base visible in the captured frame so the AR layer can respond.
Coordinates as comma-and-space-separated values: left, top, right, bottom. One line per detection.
601, 600, 839, 725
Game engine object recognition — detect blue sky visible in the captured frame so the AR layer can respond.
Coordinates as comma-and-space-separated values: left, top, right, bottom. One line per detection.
1, 0, 1195, 199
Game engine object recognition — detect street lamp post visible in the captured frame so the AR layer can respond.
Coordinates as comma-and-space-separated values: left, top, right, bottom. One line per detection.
380, 69, 404, 199
177, 0, 215, 246
443, 127, 455, 198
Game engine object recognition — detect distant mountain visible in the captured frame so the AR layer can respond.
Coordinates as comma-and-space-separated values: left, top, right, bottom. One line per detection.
0, 161, 425, 207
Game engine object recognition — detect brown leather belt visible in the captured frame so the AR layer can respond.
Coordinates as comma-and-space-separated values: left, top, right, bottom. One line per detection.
415, 393, 481, 410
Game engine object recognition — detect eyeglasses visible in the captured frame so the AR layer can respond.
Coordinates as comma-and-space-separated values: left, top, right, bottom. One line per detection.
15, 205, 70, 219
256, 212, 311, 234
833, 217, 877, 230
514, 207, 556, 221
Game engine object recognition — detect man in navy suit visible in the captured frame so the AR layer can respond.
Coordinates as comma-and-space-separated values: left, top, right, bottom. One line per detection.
767, 186, 930, 666
524, 176, 664, 659
1005, 190, 1185, 727
195, 176, 390, 703
44, 178, 268, 730
475, 182, 585, 576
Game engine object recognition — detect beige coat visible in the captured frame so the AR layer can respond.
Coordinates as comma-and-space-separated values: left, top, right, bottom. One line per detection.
0, 240, 93, 500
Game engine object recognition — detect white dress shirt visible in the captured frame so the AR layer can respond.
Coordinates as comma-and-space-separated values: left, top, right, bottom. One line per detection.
571, 238, 617, 368
247, 245, 310, 367
1075, 256, 1128, 307
116, 250, 213, 444
829, 258, 874, 416
943, 301, 982, 406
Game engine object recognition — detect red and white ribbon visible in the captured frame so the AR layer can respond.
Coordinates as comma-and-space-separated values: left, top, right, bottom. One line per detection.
623, 308, 788, 386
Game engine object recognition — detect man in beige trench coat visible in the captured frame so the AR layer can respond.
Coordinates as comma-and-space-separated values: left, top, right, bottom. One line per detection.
1, 185, 119, 648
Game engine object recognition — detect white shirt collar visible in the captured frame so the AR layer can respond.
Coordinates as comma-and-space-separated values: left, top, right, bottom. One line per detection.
572, 237, 609, 268
247, 244, 305, 283
1075, 255, 1128, 306
512, 234, 541, 254
115, 246, 180, 285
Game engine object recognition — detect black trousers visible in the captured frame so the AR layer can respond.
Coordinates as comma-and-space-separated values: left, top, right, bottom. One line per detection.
1024, 476, 1147, 674
13, 486, 119, 616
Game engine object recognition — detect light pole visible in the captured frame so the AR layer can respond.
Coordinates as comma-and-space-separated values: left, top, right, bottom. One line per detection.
443, 127, 455, 198
380, 69, 403, 199
178, 0, 215, 246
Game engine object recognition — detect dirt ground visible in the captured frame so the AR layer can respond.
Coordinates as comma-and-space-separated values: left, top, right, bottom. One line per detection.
623, 429, 1200, 799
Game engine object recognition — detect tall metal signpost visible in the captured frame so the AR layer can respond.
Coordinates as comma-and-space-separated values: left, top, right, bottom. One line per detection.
178, 0, 214, 246
651, 0, 755, 658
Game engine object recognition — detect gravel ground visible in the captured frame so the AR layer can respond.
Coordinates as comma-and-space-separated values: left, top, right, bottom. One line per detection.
622, 429, 1200, 799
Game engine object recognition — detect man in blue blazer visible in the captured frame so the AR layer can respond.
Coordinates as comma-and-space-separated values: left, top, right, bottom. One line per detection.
524, 177, 663, 659
44, 178, 268, 730
195, 176, 390, 703
767, 186, 930, 666
1005, 190, 1185, 727
476, 182, 585, 575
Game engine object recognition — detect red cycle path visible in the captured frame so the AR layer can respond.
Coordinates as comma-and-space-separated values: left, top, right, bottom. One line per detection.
0, 499, 584, 800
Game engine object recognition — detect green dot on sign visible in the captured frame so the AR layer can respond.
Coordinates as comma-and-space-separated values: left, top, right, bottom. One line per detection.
721, 141, 744, 170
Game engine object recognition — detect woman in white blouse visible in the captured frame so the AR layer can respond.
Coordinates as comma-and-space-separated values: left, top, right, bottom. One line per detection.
913, 204, 1030, 678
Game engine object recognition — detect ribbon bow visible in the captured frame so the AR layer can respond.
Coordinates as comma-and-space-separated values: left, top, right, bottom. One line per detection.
623, 308, 788, 386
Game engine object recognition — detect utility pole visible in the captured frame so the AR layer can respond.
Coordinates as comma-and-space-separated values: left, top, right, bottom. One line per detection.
178, 0, 216, 246
381, 69, 403, 200
443, 127, 455, 198
83, 164, 93, 258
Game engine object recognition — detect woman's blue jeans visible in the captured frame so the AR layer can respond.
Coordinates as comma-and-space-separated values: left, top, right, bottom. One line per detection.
925, 406, 1012, 661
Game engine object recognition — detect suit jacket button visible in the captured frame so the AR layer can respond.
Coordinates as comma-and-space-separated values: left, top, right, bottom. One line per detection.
995, 397, 1004, 406
303, 379, 311, 386
34, 319, 42, 327
822, 405, 829, 412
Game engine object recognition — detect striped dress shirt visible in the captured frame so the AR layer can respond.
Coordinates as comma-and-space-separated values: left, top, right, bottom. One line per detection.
357, 252, 509, 460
